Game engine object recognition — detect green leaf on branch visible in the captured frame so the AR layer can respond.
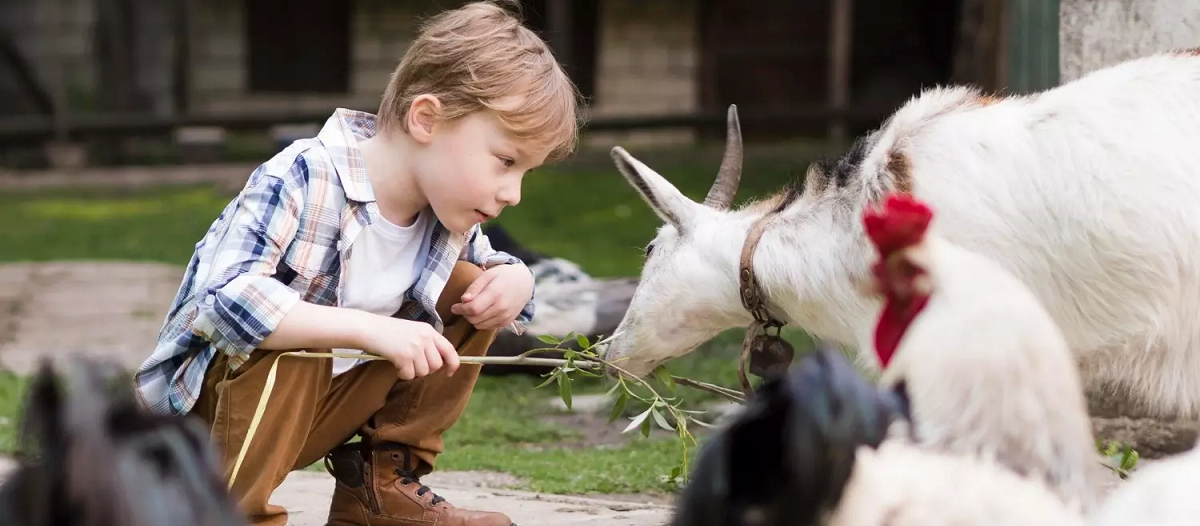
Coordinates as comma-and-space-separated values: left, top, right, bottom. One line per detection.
535, 372, 558, 389
575, 368, 603, 378
652, 409, 674, 431
604, 380, 623, 397
537, 334, 560, 345
557, 373, 572, 411
652, 366, 676, 392
608, 391, 629, 424
624, 408, 653, 434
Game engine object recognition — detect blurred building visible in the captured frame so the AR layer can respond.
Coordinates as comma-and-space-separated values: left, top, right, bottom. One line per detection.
0, 0, 1061, 165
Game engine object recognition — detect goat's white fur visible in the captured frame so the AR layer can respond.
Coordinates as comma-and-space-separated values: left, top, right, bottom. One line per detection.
604, 50, 1200, 420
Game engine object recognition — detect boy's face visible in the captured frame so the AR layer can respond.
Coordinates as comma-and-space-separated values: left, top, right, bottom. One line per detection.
415, 107, 550, 234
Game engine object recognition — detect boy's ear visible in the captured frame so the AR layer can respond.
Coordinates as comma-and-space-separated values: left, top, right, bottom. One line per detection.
407, 94, 443, 144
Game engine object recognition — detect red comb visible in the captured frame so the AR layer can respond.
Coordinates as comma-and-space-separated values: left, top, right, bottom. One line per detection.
863, 193, 934, 256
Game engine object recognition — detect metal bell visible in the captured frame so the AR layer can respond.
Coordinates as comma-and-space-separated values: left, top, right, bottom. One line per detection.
748, 333, 795, 378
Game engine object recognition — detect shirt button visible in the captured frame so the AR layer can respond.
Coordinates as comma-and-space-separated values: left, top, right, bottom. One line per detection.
205, 294, 215, 306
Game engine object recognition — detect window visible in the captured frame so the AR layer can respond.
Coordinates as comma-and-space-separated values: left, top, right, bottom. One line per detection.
245, 0, 351, 93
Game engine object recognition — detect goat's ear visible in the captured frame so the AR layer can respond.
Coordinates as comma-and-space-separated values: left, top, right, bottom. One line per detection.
610, 146, 698, 230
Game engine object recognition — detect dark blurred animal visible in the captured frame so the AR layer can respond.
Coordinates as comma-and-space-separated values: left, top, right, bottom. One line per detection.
0, 356, 245, 526
671, 345, 1086, 526
481, 224, 638, 375
671, 345, 907, 526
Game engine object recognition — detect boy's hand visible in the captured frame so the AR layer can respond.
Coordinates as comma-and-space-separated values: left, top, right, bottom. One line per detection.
450, 264, 534, 330
360, 317, 461, 380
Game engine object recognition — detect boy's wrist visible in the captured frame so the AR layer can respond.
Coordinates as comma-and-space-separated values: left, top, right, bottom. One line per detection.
341, 308, 380, 351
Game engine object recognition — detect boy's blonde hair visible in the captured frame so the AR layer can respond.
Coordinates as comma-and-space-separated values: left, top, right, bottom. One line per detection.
379, 1, 581, 162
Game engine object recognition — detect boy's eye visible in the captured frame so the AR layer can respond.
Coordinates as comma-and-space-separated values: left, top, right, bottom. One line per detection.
498, 156, 515, 167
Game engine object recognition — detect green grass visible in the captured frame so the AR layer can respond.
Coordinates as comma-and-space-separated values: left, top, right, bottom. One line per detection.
428, 374, 685, 494
0, 185, 233, 265
0, 145, 828, 495
0, 372, 30, 454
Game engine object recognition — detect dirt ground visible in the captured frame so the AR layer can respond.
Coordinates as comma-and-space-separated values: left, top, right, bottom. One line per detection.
0, 260, 183, 374
0, 457, 671, 526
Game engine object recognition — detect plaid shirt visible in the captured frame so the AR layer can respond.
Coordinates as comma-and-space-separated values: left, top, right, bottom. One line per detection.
133, 108, 535, 416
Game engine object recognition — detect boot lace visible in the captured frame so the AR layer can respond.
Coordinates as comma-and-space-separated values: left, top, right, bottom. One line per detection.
394, 468, 446, 506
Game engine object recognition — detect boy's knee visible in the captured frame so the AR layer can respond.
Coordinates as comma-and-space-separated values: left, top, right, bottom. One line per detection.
447, 261, 484, 294
436, 261, 485, 318
450, 260, 485, 283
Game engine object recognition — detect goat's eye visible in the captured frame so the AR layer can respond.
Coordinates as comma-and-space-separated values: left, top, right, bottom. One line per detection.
644, 243, 655, 257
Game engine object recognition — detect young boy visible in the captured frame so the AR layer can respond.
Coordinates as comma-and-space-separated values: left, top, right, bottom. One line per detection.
132, 2, 580, 525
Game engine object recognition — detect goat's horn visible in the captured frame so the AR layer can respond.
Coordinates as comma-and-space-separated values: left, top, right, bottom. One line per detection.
704, 104, 743, 210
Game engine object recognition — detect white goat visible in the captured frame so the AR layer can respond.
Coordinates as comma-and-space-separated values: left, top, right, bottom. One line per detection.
602, 49, 1200, 420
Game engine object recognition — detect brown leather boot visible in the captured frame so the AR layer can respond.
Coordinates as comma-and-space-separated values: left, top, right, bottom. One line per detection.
324, 441, 516, 526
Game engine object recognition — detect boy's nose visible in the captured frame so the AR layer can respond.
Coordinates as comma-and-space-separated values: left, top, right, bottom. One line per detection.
498, 184, 521, 207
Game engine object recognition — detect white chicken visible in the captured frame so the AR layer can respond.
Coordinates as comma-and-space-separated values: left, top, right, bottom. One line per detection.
860, 191, 1105, 513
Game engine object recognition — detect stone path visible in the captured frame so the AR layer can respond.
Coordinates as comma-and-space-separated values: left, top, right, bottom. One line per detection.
268, 470, 671, 526
0, 457, 671, 526
0, 260, 183, 374
0, 162, 257, 193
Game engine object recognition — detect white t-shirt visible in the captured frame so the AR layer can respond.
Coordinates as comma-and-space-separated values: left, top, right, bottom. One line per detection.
331, 207, 435, 376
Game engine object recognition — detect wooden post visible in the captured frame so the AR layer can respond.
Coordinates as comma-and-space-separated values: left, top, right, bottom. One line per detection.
173, 0, 191, 114
828, 0, 853, 146
50, 0, 68, 144
0, 27, 56, 115
545, 0, 573, 69
1007, 0, 1059, 94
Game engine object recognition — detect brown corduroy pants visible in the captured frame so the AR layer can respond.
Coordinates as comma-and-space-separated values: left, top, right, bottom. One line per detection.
190, 261, 499, 526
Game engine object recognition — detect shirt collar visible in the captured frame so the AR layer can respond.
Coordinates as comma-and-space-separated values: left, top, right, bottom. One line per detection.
317, 108, 380, 203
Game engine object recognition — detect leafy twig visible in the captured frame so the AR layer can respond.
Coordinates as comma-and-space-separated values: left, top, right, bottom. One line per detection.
1097, 439, 1140, 479
520, 334, 1146, 489
527, 331, 729, 488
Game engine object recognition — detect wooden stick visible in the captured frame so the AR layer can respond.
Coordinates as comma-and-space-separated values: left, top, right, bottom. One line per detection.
671, 376, 746, 404
277, 352, 602, 369
463, 356, 602, 368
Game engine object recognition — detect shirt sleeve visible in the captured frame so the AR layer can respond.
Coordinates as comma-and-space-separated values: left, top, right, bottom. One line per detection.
191, 162, 305, 364
459, 225, 536, 334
